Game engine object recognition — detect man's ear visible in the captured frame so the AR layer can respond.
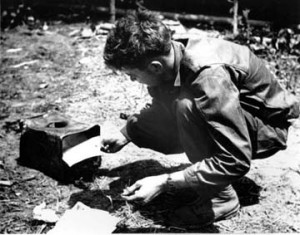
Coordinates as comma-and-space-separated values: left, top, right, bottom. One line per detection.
148, 61, 163, 74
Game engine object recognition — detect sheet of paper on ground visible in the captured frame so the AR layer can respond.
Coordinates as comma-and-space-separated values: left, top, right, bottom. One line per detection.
47, 202, 119, 235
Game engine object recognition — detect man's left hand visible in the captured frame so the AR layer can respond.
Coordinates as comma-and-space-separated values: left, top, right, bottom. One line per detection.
121, 174, 168, 204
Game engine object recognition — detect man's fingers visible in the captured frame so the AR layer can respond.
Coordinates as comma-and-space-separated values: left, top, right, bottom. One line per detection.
100, 142, 117, 153
122, 193, 150, 205
100, 144, 110, 152
100, 139, 111, 152
122, 183, 140, 196
121, 194, 140, 201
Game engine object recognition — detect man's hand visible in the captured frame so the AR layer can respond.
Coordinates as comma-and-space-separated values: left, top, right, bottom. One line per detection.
100, 122, 130, 153
121, 174, 168, 204
101, 132, 129, 153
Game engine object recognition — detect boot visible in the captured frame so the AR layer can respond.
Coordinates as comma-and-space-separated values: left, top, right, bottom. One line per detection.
167, 184, 240, 226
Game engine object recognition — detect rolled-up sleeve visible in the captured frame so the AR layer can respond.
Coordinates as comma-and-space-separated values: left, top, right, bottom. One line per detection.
183, 65, 252, 188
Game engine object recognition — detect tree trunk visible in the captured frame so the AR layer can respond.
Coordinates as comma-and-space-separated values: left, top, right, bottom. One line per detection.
32, 3, 270, 28
232, 0, 239, 35
109, 0, 116, 23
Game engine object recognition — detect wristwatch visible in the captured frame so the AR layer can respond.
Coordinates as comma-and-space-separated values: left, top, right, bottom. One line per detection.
165, 173, 177, 192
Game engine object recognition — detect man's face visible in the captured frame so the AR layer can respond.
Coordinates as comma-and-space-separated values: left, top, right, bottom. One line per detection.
123, 67, 162, 87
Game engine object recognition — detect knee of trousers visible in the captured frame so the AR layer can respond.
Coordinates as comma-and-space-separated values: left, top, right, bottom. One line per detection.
125, 113, 183, 154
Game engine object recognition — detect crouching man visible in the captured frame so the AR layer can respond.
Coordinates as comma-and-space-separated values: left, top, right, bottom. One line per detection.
101, 10, 299, 226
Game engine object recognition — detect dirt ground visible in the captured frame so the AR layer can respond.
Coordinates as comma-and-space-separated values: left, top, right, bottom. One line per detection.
0, 21, 300, 234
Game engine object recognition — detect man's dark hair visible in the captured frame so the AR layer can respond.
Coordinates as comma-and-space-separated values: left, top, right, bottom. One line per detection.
103, 10, 172, 70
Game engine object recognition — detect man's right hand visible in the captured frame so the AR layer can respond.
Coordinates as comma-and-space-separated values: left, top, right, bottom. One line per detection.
100, 122, 130, 153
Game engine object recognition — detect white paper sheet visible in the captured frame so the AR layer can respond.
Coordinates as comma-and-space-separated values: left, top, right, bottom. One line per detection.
62, 136, 101, 167
47, 202, 119, 235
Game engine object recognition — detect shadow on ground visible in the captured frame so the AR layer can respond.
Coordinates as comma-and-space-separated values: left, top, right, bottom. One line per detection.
233, 176, 262, 207
67, 159, 262, 233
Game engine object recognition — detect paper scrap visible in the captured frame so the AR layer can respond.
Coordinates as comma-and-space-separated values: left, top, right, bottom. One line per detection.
10, 60, 39, 68
0, 180, 14, 187
33, 202, 59, 223
47, 202, 119, 235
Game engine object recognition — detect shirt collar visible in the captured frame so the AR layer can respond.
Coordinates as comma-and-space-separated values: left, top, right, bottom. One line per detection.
171, 41, 184, 87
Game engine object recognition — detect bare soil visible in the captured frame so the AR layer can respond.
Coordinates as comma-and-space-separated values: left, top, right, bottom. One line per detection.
0, 22, 300, 233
